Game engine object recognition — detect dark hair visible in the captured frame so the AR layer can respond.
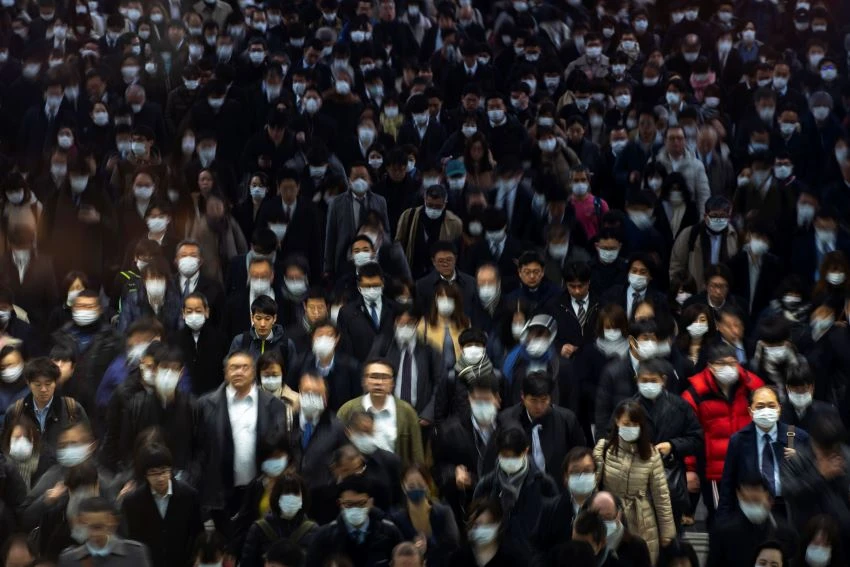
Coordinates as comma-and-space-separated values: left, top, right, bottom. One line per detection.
563, 447, 595, 474
193, 531, 227, 564
270, 473, 306, 517
126, 317, 165, 338
363, 356, 396, 377
265, 539, 306, 566
756, 313, 791, 344
136, 443, 173, 475
357, 262, 384, 281
751, 540, 786, 566
628, 318, 657, 339
250, 295, 278, 316
467, 497, 504, 526
496, 426, 529, 454
658, 539, 700, 567
573, 509, 606, 546
675, 303, 716, 351
521, 372, 554, 397
606, 400, 653, 460
23, 357, 60, 383
596, 303, 629, 338
77, 496, 116, 516
65, 461, 99, 490
796, 516, 845, 566
785, 363, 815, 388
563, 262, 592, 284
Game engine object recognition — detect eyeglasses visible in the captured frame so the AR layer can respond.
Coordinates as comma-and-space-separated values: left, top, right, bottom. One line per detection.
520, 268, 543, 277
340, 499, 369, 508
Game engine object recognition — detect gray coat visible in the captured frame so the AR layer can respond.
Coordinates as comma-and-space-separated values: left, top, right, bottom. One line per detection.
58, 537, 152, 567
323, 190, 390, 275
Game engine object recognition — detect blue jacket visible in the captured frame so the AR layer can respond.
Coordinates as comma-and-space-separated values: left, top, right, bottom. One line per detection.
96, 355, 192, 410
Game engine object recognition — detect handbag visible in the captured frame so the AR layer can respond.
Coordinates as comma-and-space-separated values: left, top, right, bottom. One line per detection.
662, 454, 689, 512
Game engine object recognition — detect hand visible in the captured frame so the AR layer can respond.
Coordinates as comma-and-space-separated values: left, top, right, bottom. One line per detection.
818, 454, 845, 480
296, 132, 306, 143
629, 171, 641, 184
45, 481, 67, 504
414, 533, 428, 554
419, 418, 431, 427
783, 447, 797, 460
455, 465, 472, 489
117, 480, 136, 501
661, 538, 673, 547
560, 344, 578, 358
686, 471, 700, 492
655, 442, 672, 456
78, 207, 100, 224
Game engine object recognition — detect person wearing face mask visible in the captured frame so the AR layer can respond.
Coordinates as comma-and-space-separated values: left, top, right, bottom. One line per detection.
117, 348, 198, 480
241, 473, 318, 567
682, 343, 765, 523
306, 474, 403, 567
165, 66, 203, 135
175, 292, 227, 397
449, 498, 523, 567
461, 209, 524, 293
654, 125, 711, 215
292, 322, 361, 412
472, 426, 558, 558
481, 95, 531, 164
634, 359, 703, 529
782, 350, 840, 434
3, 417, 51, 490
36, 459, 101, 559
821, 142, 850, 222
593, 401, 675, 563
121, 443, 204, 567
708, 476, 798, 567
791, 207, 850, 285
595, 318, 661, 436
669, 195, 737, 291
726, 220, 784, 319
396, 94, 447, 167
601, 253, 667, 319
501, 315, 560, 406
395, 184, 463, 279
388, 464, 460, 567
792, 516, 847, 567
117, 261, 181, 334
324, 163, 390, 278
17, 78, 72, 173
434, 374, 502, 519
336, 262, 399, 362
718, 385, 811, 523
505, 251, 560, 311
0, 225, 57, 334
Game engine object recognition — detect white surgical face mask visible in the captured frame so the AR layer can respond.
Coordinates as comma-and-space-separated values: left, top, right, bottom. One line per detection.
739, 501, 769, 524
638, 382, 663, 400
498, 455, 525, 474
567, 473, 596, 495
787, 391, 812, 410
618, 425, 640, 442
184, 312, 206, 330
261, 456, 288, 477
751, 407, 779, 429
470, 400, 497, 424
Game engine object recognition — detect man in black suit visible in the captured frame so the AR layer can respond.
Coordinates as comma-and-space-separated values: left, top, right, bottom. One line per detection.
289, 371, 349, 514
414, 241, 476, 316
487, 156, 534, 243
368, 306, 443, 425
221, 257, 286, 341
442, 42, 496, 110
600, 252, 668, 319
256, 167, 324, 282
461, 208, 523, 294
0, 224, 58, 335
716, 386, 810, 521
343, 413, 404, 514
124, 84, 168, 150
781, 363, 841, 432
497, 372, 586, 476
337, 262, 398, 363
17, 77, 75, 173
176, 292, 227, 396
433, 374, 501, 522
225, 228, 284, 296
396, 94, 447, 166
291, 321, 361, 411
544, 261, 599, 358
726, 222, 783, 320
197, 350, 287, 537
173, 240, 225, 326
122, 444, 204, 567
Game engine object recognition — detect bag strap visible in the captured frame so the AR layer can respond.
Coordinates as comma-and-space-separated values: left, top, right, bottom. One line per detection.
64, 397, 78, 423
289, 519, 317, 544
256, 519, 278, 543
786, 425, 796, 450
593, 196, 602, 224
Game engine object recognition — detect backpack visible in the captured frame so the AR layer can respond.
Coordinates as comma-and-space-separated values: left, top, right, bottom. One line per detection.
255, 517, 316, 545
12, 396, 79, 427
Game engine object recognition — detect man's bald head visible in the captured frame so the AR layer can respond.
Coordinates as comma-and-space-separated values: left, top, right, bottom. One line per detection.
589, 491, 619, 521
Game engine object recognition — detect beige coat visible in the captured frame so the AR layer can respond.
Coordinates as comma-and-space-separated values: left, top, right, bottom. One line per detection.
593, 439, 675, 564
669, 223, 739, 291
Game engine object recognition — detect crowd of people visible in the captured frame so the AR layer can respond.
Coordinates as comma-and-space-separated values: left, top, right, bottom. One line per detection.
0, 0, 849, 565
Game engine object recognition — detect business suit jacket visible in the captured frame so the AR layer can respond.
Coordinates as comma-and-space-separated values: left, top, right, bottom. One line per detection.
486, 187, 535, 244
121, 479, 204, 567
600, 285, 668, 318
337, 395, 425, 467
57, 537, 151, 567
368, 334, 443, 422
225, 253, 285, 296
396, 119, 447, 165
197, 385, 287, 510
256, 197, 324, 281
292, 352, 362, 412
716, 421, 810, 520
460, 237, 524, 294
780, 399, 839, 432
290, 409, 348, 493
337, 295, 399, 363
324, 190, 390, 276
221, 285, 287, 341
0, 251, 58, 333
726, 251, 783, 319
414, 270, 477, 317
189, 274, 226, 326
176, 324, 227, 396
543, 292, 600, 350
497, 403, 586, 476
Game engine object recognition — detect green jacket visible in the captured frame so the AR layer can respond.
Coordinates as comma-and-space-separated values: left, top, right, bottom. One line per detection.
337, 396, 425, 468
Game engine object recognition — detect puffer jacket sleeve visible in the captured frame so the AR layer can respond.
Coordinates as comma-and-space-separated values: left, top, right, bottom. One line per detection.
648, 451, 676, 542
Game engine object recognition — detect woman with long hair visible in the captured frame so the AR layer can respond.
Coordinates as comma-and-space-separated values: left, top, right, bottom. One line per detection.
594, 400, 675, 564
463, 132, 495, 190
674, 303, 716, 375
418, 281, 471, 371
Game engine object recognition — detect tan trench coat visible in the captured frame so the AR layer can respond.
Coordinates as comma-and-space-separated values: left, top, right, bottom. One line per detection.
594, 439, 676, 564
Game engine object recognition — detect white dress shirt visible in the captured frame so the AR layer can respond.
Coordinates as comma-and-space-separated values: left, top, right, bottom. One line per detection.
362, 394, 397, 452
152, 480, 173, 518
227, 385, 259, 486
625, 286, 644, 316
179, 272, 200, 295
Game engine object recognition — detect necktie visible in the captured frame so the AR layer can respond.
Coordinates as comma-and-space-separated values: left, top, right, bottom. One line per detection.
369, 302, 379, 328
631, 292, 641, 318
183, 277, 191, 299
532, 424, 546, 472
400, 348, 413, 403
490, 241, 501, 258
576, 299, 587, 329
302, 421, 313, 449
282, 205, 291, 223
761, 433, 776, 495
442, 325, 455, 368
736, 346, 747, 363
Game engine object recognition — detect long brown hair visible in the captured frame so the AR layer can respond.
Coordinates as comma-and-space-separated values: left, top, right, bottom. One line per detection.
605, 400, 653, 461
428, 281, 471, 329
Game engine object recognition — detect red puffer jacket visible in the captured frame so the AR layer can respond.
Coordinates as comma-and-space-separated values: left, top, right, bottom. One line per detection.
682, 367, 764, 481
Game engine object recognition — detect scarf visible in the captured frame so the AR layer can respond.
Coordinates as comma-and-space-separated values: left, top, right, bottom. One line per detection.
14, 453, 39, 490
495, 458, 529, 516
454, 353, 495, 385
595, 337, 629, 359
407, 500, 432, 536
